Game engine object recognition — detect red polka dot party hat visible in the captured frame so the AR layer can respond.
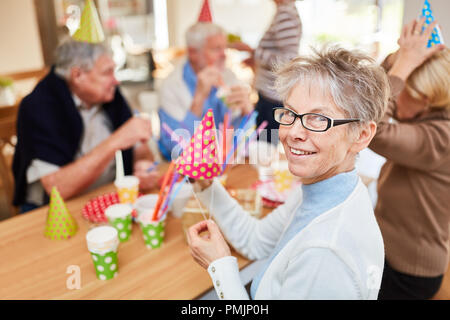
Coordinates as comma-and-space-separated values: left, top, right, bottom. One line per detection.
175, 109, 222, 180
44, 187, 78, 240
198, 0, 213, 23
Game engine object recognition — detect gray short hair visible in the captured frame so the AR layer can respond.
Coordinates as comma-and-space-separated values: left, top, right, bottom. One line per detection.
54, 39, 110, 79
185, 22, 225, 49
274, 46, 390, 124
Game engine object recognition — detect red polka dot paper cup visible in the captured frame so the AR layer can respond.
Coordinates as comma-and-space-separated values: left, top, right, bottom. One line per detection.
86, 226, 120, 280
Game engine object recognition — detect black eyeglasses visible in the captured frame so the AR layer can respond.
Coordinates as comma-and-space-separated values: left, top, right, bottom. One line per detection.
273, 107, 361, 132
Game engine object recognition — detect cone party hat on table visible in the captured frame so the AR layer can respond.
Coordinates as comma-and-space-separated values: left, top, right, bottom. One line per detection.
72, 0, 105, 43
198, 0, 213, 23
420, 0, 444, 48
44, 187, 78, 240
176, 109, 222, 180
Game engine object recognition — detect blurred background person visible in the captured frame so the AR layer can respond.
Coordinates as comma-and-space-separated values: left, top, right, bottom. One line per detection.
369, 18, 449, 300
157, 22, 253, 160
229, 0, 301, 144
12, 39, 158, 213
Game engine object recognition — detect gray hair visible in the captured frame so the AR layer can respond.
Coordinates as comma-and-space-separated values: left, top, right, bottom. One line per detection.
274, 46, 390, 125
54, 39, 110, 79
185, 22, 225, 49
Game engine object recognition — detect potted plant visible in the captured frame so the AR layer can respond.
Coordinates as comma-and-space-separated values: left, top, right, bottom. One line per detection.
0, 76, 15, 106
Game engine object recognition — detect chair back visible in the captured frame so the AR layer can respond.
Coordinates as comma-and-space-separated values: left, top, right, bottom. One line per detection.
0, 103, 19, 217
3, 68, 48, 82
0, 67, 48, 218
1, 67, 49, 101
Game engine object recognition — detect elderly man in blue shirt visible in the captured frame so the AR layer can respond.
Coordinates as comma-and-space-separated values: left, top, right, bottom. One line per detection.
157, 22, 254, 160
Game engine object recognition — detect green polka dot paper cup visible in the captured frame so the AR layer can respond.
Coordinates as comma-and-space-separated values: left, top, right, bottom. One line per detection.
105, 203, 133, 242
138, 214, 166, 249
86, 226, 119, 280
90, 251, 119, 281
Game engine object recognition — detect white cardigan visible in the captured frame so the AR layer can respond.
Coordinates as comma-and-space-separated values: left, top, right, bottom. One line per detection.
197, 179, 385, 300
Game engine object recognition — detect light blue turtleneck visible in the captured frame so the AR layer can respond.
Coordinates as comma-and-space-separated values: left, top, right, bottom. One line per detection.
250, 168, 359, 299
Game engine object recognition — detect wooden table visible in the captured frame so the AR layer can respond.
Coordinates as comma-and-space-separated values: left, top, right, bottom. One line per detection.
0, 164, 262, 299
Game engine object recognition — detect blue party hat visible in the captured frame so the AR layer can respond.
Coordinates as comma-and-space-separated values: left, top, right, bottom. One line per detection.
420, 0, 444, 48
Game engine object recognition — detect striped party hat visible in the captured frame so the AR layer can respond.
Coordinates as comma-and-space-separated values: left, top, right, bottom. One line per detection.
72, 0, 105, 43
420, 0, 444, 48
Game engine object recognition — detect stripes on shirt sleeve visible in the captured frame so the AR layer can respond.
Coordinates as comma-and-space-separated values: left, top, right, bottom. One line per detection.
254, 4, 302, 68
253, 3, 302, 99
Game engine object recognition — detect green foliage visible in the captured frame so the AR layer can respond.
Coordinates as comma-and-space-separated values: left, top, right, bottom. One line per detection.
314, 33, 344, 44
0, 77, 13, 88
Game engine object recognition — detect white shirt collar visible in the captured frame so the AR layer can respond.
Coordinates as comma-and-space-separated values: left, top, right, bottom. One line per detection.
72, 94, 99, 111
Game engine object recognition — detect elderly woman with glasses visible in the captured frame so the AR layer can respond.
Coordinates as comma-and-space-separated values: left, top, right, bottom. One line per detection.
186, 46, 390, 300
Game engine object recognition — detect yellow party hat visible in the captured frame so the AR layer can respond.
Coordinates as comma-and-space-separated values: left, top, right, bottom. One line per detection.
44, 187, 78, 240
72, 0, 105, 43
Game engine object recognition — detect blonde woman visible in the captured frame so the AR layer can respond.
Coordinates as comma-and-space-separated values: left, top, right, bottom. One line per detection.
186, 46, 390, 300
369, 18, 449, 299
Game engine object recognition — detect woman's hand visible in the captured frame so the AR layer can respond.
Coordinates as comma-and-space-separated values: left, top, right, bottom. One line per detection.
187, 219, 231, 269
390, 18, 445, 81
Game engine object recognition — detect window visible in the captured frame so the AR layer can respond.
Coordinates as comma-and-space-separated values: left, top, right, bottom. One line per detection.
296, 0, 404, 60
211, 0, 404, 61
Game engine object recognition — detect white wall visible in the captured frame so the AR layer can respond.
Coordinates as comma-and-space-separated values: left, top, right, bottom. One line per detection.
166, 0, 275, 48
0, 0, 44, 74
402, 0, 449, 42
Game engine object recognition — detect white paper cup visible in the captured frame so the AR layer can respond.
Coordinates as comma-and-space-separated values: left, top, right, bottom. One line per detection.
114, 175, 139, 188
134, 194, 159, 220
86, 226, 119, 255
105, 203, 133, 219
